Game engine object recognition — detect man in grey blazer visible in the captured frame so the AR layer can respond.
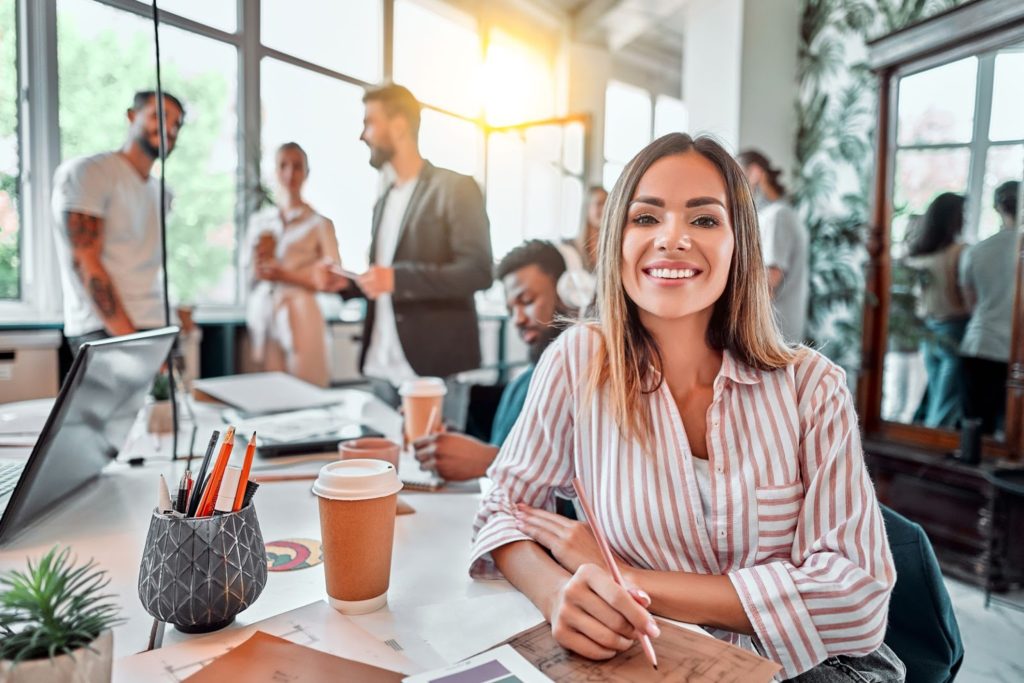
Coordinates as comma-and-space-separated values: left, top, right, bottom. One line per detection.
319, 84, 492, 403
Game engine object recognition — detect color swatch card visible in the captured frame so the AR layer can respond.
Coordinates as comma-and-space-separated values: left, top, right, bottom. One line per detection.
402, 645, 552, 683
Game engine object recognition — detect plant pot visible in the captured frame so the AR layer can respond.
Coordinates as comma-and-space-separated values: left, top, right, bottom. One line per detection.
146, 399, 174, 434
0, 629, 112, 683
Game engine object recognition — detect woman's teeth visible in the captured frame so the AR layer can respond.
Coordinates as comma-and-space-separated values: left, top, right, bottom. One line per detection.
648, 268, 697, 279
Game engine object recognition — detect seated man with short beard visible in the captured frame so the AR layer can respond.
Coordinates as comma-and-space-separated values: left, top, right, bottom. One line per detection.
413, 240, 569, 481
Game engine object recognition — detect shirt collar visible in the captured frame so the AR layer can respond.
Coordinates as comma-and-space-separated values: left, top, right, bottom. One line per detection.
718, 349, 762, 386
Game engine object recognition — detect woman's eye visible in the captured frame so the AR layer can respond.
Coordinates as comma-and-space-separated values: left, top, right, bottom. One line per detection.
632, 213, 658, 225
692, 215, 721, 228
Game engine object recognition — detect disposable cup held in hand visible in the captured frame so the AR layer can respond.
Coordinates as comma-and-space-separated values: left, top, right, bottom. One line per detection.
399, 378, 446, 444
312, 459, 403, 614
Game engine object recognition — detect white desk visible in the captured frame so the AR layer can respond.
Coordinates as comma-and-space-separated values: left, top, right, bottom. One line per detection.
0, 390, 537, 673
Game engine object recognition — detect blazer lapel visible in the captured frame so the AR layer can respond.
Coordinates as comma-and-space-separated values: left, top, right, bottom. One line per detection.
368, 186, 391, 265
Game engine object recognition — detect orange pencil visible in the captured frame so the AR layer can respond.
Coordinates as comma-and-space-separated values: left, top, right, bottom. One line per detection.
572, 477, 658, 670
197, 426, 236, 517
233, 432, 257, 511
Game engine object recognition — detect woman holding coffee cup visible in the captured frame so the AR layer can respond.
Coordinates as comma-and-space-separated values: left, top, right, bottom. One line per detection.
244, 142, 342, 387
468, 134, 902, 681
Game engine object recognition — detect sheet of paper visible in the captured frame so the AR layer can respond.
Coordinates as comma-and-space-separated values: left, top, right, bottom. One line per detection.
403, 592, 545, 664
402, 645, 553, 683
193, 372, 336, 414
114, 601, 420, 682
184, 631, 403, 682
505, 620, 781, 683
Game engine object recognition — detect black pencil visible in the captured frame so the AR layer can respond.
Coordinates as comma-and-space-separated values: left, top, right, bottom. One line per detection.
187, 430, 220, 517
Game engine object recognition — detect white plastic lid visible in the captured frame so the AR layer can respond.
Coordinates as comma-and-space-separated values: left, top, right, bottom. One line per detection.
398, 377, 447, 398
312, 459, 403, 501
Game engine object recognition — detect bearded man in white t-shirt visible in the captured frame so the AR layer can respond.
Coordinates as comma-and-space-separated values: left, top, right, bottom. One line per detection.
51, 90, 186, 353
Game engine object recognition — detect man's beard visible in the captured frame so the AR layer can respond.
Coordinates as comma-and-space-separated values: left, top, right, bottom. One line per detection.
138, 133, 172, 160
527, 324, 563, 364
368, 143, 394, 170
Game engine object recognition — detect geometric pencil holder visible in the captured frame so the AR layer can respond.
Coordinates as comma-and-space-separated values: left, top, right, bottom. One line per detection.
137, 503, 267, 634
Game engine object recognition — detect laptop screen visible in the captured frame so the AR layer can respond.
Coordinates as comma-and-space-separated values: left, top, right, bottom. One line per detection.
0, 328, 177, 542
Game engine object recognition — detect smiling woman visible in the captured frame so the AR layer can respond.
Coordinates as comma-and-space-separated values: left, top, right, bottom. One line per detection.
470, 133, 905, 681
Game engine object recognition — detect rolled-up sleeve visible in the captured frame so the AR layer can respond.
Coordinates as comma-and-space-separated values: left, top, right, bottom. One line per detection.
729, 365, 895, 678
469, 333, 578, 579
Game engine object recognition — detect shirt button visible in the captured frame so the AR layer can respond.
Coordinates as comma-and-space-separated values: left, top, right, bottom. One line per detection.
719, 531, 726, 537
716, 465, 724, 474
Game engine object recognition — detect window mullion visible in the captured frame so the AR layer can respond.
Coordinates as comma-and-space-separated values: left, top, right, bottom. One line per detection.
967, 53, 996, 240
19, 0, 60, 318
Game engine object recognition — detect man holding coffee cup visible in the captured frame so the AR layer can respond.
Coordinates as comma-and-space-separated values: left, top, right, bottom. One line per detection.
414, 240, 570, 481
316, 84, 492, 406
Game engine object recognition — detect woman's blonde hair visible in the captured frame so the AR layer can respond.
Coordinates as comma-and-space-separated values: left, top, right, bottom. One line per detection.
585, 133, 797, 448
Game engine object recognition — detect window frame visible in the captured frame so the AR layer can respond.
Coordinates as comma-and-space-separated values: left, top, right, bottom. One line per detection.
892, 50, 1024, 242
4, 0, 582, 322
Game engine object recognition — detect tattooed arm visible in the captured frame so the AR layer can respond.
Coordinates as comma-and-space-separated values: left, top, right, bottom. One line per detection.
64, 212, 135, 336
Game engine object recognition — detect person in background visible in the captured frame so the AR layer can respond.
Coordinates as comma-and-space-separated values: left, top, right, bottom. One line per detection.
244, 142, 341, 387
737, 149, 808, 343
52, 90, 186, 353
471, 133, 902, 681
413, 240, 569, 481
555, 186, 607, 311
317, 84, 492, 406
903, 193, 970, 428
960, 180, 1022, 435
576, 186, 608, 272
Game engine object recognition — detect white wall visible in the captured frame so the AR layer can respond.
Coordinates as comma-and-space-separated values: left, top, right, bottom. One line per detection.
738, 0, 801, 181
681, 0, 800, 174
683, 0, 745, 150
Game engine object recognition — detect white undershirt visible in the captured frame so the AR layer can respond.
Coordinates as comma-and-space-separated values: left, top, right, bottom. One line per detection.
363, 179, 419, 386
691, 456, 713, 523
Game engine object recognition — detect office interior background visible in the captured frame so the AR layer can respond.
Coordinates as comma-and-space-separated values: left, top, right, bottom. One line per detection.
0, 1, 1023, 680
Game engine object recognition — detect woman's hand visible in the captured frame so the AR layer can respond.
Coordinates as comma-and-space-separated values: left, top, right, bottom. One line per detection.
548, 563, 659, 660
255, 259, 285, 282
515, 504, 622, 574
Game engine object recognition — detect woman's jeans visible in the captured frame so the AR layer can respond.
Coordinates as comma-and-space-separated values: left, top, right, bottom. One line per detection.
918, 317, 968, 428
786, 643, 906, 682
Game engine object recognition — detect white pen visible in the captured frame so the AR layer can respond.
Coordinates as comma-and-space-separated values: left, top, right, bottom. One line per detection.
157, 474, 173, 514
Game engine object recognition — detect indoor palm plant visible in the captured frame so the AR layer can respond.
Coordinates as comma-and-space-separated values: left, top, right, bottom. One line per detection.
0, 547, 122, 683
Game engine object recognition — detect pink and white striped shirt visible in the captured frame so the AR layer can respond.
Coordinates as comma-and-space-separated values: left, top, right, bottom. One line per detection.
470, 325, 895, 679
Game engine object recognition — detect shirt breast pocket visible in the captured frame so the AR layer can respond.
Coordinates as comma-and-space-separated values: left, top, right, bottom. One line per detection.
754, 482, 804, 563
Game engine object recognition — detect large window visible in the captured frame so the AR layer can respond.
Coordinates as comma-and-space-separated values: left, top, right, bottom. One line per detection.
57, 0, 239, 305
6, 0, 586, 320
602, 80, 686, 191
894, 49, 1024, 243
260, 58, 377, 271
0, 0, 19, 299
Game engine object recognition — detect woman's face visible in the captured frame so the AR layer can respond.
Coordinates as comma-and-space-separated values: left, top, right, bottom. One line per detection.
276, 148, 308, 196
621, 151, 735, 323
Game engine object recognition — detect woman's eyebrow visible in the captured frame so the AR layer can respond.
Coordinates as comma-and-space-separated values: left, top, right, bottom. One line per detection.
686, 196, 726, 208
630, 196, 665, 208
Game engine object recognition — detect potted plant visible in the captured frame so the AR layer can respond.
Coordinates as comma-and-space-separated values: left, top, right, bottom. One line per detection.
146, 371, 174, 434
0, 547, 122, 683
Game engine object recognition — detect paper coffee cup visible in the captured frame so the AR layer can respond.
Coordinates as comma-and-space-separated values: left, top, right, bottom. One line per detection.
399, 377, 446, 443
338, 437, 401, 472
312, 459, 403, 614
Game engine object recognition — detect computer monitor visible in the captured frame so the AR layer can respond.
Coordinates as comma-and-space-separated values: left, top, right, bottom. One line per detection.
0, 327, 178, 544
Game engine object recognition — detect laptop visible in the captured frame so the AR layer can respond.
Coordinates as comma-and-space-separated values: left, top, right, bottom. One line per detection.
0, 327, 178, 544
